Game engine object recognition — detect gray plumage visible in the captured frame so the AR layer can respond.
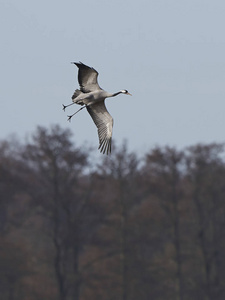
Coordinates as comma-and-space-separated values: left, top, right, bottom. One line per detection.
65, 62, 132, 155
75, 62, 101, 93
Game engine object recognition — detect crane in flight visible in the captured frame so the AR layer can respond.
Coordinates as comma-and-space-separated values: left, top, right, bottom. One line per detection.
63, 62, 132, 155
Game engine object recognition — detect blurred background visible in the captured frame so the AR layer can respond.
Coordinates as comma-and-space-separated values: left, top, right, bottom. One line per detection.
1, 0, 225, 299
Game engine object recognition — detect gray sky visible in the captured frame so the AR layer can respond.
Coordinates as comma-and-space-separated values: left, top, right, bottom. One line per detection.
1, 0, 225, 155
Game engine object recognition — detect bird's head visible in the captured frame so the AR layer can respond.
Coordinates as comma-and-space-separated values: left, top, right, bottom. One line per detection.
121, 89, 132, 96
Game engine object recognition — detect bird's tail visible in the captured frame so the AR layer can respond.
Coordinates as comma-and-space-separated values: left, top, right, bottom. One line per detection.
72, 89, 83, 100
72, 89, 86, 105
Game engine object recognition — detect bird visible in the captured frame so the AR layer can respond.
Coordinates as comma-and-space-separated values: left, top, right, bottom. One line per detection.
63, 62, 132, 155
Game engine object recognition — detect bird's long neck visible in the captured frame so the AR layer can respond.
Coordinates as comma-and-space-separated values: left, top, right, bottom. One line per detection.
111, 91, 122, 97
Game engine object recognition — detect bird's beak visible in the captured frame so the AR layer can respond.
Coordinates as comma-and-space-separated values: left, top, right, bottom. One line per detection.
127, 92, 132, 96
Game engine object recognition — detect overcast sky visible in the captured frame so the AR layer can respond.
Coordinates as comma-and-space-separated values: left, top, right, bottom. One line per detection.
1, 0, 225, 156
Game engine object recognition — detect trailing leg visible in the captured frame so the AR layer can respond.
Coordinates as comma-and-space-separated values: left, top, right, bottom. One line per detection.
67, 106, 86, 122
62, 103, 76, 111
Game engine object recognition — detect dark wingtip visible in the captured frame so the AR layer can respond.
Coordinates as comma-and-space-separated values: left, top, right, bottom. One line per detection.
98, 138, 112, 155
71, 61, 84, 68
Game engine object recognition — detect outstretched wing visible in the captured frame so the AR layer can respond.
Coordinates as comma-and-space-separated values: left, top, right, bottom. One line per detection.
86, 102, 113, 155
72, 62, 102, 93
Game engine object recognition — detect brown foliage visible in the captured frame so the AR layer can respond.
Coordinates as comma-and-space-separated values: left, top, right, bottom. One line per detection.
0, 126, 225, 300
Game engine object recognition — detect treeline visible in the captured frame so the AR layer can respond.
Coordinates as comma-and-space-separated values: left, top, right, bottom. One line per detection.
1, 124, 225, 300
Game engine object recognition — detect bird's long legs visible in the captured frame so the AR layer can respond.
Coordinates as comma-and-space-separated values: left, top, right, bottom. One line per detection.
62, 102, 76, 111
67, 105, 86, 122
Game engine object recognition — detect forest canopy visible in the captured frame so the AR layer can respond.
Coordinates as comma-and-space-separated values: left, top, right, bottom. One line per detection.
0, 124, 225, 300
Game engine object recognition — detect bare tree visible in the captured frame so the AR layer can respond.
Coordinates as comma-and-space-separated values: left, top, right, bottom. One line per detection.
185, 143, 225, 299
142, 147, 185, 300
23, 125, 89, 300
96, 142, 141, 300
